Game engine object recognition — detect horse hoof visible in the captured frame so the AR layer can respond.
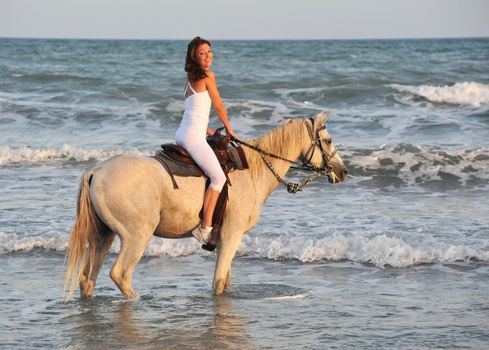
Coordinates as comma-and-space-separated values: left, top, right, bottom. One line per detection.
213, 279, 226, 295
80, 281, 94, 299
123, 293, 139, 300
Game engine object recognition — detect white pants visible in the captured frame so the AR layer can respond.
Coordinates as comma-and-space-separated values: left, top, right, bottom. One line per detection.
176, 127, 226, 192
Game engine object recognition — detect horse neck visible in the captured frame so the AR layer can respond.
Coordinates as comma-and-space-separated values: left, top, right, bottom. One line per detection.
245, 120, 307, 199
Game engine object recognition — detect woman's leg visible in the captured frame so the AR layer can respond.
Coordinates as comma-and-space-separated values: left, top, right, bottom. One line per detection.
202, 187, 220, 228
184, 140, 227, 230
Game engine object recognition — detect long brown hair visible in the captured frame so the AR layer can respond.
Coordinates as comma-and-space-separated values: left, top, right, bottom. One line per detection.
185, 36, 211, 82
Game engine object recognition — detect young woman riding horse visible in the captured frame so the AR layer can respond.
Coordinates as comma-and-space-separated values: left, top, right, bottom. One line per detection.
63, 40, 348, 302
176, 36, 238, 244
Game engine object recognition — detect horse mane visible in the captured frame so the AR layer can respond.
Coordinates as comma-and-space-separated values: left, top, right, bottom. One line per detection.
245, 118, 307, 181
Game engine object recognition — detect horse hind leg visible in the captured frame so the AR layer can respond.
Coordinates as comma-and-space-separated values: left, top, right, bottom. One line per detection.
79, 229, 116, 299
109, 226, 154, 299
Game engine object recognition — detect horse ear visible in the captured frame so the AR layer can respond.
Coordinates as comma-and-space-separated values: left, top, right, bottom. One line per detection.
315, 111, 330, 125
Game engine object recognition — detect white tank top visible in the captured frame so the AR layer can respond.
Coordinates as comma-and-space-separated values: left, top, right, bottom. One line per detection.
180, 82, 212, 133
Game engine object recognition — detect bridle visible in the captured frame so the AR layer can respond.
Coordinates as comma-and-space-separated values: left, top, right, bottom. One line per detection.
231, 118, 337, 193
301, 117, 337, 174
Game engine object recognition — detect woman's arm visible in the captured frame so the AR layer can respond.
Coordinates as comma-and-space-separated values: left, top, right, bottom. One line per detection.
205, 71, 237, 139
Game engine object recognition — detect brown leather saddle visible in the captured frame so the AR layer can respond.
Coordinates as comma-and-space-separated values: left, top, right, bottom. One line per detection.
152, 128, 248, 251
153, 128, 248, 188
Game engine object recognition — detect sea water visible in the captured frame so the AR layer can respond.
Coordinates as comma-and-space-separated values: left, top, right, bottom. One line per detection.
1, 38, 488, 349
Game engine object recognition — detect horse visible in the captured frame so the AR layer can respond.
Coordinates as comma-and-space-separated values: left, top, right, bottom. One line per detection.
64, 112, 348, 301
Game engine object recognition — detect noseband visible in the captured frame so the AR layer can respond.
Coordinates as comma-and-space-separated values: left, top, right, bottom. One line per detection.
232, 118, 336, 193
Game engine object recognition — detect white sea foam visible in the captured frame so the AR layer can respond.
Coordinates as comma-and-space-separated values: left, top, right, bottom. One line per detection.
0, 231, 204, 258
275, 87, 328, 110
389, 81, 489, 107
165, 100, 184, 113
239, 233, 489, 267
0, 231, 67, 252
143, 237, 209, 257
343, 144, 489, 188
0, 144, 150, 166
230, 98, 290, 117
2, 231, 487, 267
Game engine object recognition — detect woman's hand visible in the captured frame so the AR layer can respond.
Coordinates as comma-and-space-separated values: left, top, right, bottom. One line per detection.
226, 127, 238, 140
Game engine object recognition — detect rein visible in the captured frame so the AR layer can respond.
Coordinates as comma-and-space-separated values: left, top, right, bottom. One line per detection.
231, 118, 336, 193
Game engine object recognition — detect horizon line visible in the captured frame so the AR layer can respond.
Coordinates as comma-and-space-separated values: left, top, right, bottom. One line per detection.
1, 35, 488, 42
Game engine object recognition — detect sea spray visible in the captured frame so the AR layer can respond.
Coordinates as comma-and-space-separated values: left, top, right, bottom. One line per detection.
389, 82, 489, 107
0, 145, 150, 166
2, 230, 487, 267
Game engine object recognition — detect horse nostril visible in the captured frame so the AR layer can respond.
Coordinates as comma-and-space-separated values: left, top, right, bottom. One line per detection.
341, 169, 349, 178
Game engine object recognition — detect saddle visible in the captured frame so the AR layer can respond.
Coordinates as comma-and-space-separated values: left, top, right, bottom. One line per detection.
152, 128, 249, 251
153, 128, 248, 187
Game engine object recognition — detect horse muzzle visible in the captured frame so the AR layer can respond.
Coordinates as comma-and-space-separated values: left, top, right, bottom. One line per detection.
328, 167, 349, 184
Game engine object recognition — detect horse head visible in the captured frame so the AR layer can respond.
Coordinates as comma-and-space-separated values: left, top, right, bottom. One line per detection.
300, 112, 348, 184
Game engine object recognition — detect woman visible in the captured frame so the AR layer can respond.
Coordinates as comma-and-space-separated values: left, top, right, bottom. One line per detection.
175, 36, 238, 244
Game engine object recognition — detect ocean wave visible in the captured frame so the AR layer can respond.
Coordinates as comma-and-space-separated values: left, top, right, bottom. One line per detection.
0, 145, 150, 166
389, 81, 489, 107
2, 231, 487, 268
2, 143, 487, 190
239, 233, 489, 267
0, 232, 67, 252
343, 144, 489, 189
0, 231, 204, 257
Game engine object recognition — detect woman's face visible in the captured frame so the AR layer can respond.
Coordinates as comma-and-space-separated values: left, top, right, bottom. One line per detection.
194, 43, 213, 71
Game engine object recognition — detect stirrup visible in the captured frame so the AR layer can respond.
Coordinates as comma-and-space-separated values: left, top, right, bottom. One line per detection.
192, 226, 213, 243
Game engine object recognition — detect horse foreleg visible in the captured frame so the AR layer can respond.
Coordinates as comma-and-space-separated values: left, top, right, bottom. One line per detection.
80, 231, 116, 299
110, 230, 152, 299
213, 233, 242, 295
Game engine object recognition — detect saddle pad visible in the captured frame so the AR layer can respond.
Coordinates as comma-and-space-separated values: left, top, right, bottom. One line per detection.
153, 150, 203, 178
160, 144, 196, 166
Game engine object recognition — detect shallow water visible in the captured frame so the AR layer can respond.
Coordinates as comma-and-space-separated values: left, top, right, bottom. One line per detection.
1, 38, 489, 349
2, 253, 488, 349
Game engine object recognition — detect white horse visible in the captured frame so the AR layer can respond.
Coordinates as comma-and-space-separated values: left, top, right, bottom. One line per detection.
64, 112, 348, 301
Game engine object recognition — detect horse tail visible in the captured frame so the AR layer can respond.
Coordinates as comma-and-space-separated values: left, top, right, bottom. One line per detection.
63, 170, 101, 302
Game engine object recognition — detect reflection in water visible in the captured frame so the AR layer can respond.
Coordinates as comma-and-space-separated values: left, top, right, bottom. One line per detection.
205, 296, 256, 349
63, 298, 152, 350
151, 295, 256, 349
62, 294, 256, 350
113, 300, 151, 347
